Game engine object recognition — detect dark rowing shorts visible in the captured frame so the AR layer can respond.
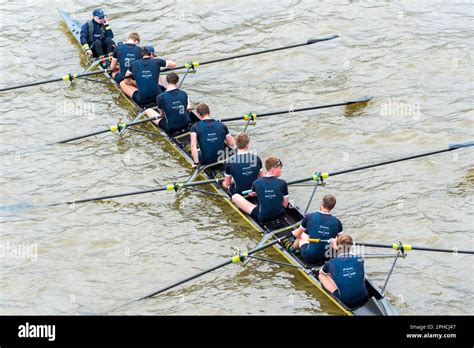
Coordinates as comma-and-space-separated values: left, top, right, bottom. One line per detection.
114, 74, 124, 84
132, 91, 156, 106
300, 243, 329, 265
250, 207, 285, 223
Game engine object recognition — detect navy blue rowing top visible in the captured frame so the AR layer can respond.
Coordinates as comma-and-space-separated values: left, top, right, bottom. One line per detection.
113, 43, 141, 81
190, 119, 229, 164
224, 153, 263, 195
156, 89, 191, 133
129, 57, 166, 99
322, 254, 369, 307
301, 212, 343, 259
251, 176, 289, 221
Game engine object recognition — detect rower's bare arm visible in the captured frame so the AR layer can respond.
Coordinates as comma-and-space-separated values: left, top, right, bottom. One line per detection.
223, 175, 232, 189
258, 169, 265, 178
319, 269, 337, 293
187, 98, 192, 111
190, 133, 199, 164
225, 134, 235, 147
144, 108, 160, 123
166, 60, 177, 68
123, 71, 133, 85
292, 226, 305, 239
110, 58, 117, 70
283, 196, 289, 208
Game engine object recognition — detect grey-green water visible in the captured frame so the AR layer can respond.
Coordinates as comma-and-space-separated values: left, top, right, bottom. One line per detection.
0, 0, 472, 315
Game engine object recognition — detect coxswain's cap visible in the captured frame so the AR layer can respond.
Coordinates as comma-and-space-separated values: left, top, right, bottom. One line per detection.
92, 8, 105, 19
143, 46, 155, 54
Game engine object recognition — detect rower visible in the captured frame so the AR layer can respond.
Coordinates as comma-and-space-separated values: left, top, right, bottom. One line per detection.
291, 194, 343, 264
144, 72, 191, 134
120, 46, 176, 107
223, 133, 264, 195
232, 156, 289, 222
190, 103, 235, 168
110, 32, 141, 83
80, 8, 115, 58
319, 234, 369, 308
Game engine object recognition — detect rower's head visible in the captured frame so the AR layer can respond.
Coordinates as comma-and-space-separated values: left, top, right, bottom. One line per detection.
320, 194, 336, 213
92, 8, 106, 24
336, 234, 354, 255
265, 156, 283, 177
196, 103, 211, 119
166, 72, 179, 88
235, 133, 250, 152
127, 32, 140, 45
141, 46, 155, 58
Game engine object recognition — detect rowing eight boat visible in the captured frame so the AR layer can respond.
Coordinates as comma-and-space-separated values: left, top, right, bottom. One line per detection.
58, 8, 399, 316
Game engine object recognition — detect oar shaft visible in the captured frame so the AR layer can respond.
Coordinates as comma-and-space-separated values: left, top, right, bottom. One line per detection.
55, 116, 159, 144
328, 148, 452, 177
220, 98, 370, 123
163, 35, 338, 72
139, 259, 232, 300
358, 242, 474, 255
141, 237, 284, 300
287, 143, 472, 186
60, 178, 224, 205
0, 70, 105, 92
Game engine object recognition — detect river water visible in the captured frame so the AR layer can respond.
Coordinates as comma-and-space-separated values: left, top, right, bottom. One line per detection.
0, 0, 472, 315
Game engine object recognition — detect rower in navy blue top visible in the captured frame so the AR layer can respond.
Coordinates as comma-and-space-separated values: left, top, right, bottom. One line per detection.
80, 8, 115, 58
291, 194, 343, 264
120, 46, 177, 106
110, 32, 142, 83
319, 234, 369, 308
190, 103, 235, 166
224, 133, 263, 195
232, 156, 289, 222
144, 72, 191, 134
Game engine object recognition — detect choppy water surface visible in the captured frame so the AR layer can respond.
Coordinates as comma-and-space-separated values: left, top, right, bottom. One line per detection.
0, 0, 473, 315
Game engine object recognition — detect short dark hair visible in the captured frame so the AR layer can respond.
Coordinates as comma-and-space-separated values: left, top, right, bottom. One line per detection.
322, 194, 336, 210
264, 156, 282, 171
128, 32, 140, 43
166, 72, 179, 85
196, 103, 210, 116
235, 133, 250, 149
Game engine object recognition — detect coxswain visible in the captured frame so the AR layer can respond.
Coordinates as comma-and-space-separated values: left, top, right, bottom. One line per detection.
319, 234, 369, 308
120, 46, 176, 106
80, 8, 115, 58
290, 194, 343, 264
190, 103, 235, 167
110, 32, 142, 83
223, 133, 264, 195
232, 156, 289, 222
144, 72, 191, 134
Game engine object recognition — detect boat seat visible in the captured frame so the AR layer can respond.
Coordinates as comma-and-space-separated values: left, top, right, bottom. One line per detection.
261, 216, 289, 232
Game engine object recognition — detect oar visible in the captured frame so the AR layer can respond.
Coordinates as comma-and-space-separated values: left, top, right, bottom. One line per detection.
354, 241, 474, 255
51, 177, 224, 206
251, 141, 474, 246
108, 228, 292, 312
177, 159, 227, 194
0, 70, 107, 92
54, 115, 162, 144
162, 34, 339, 72
286, 141, 474, 186
219, 97, 371, 123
